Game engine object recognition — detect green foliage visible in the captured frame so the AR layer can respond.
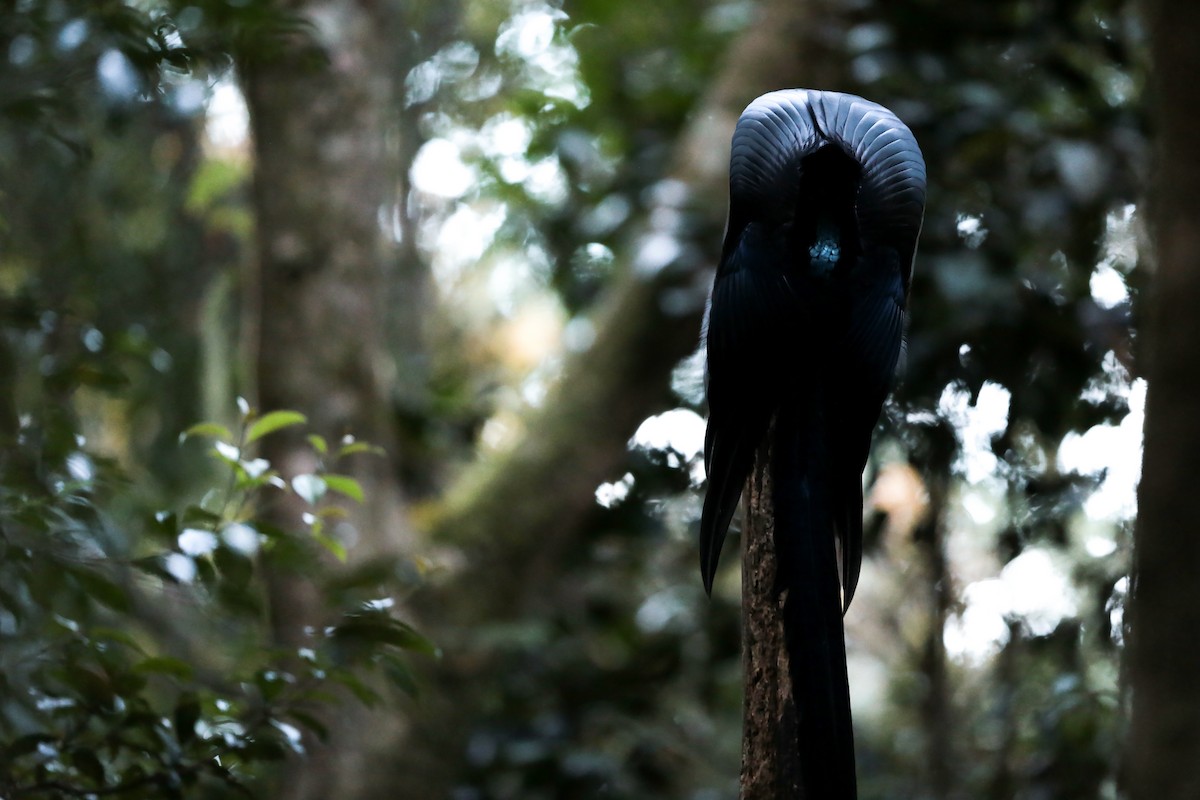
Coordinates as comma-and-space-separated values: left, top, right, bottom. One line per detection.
0, 401, 432, 798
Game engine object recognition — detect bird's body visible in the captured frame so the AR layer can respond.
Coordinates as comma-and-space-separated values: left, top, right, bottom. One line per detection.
700, 90, 926, 798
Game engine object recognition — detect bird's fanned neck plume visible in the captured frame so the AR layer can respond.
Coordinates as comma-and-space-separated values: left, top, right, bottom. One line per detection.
700, 89, 926, 799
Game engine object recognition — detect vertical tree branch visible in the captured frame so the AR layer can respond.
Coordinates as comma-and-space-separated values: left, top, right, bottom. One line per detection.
1129, 1, 1200, 798
910, 428, 956, 797
915, 496, 952, 800
988, 620, 1021, 800
741, 430, 803, 799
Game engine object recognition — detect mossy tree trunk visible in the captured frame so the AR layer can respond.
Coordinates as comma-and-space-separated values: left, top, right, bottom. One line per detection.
240, 3, 417, 798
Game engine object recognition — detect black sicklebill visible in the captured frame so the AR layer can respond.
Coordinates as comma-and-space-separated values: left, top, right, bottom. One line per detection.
699, 90, 926, 798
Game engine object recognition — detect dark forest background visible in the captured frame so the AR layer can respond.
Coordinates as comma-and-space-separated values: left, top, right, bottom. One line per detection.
2, 0, 1195, 798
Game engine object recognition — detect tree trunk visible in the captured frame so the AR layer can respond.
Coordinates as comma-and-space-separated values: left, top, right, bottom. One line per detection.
741, 432, 803, 799
908, 421, 957, 796
915, 476, 952, 800
240, 3, 415, 798
1128, 1, 1200, 798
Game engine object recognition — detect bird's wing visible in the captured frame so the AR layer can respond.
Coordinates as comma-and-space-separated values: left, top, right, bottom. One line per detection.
700, 231, 799, 594
825, 95, 925, 609
830, 251, 908, 608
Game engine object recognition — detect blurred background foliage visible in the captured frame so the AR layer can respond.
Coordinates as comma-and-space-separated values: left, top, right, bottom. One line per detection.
0, 0, 1148, 798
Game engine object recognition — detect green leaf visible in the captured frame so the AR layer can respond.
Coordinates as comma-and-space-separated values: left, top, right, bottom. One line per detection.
132, 555, 176, 583
91, 627, 146, 652
110, 668, 147, 697
134, 657, 194, 680
322, 474, 364, 503
288, 710, 329, 742
333, 614, 438, 657
386, 621, 439, 657
59, 663, 114, 706
330, 671, 380, 707
179, 422, 234, 443
382, 654, 419, 697
337, 441, 385, 458
292, 474, 327, 505
70, 568, 130, 612
317, 505, 348, 521
314, 531, 347, 562
246, 411, 307, 443
252, 521, 290, 541
182, 505, 222, 527
307, 434, 328, 455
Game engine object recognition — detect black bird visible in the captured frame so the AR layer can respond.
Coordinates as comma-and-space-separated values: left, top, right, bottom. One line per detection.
700, 90, 926, 797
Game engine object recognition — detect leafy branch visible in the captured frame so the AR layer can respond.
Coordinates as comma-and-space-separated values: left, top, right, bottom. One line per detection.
0, 402, 431, 798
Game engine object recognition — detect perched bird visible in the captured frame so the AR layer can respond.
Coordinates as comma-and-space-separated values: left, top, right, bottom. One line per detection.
700, 90, 926, 798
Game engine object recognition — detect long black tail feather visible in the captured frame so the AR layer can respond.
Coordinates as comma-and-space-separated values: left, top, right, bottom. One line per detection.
773, 407, 857, 799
